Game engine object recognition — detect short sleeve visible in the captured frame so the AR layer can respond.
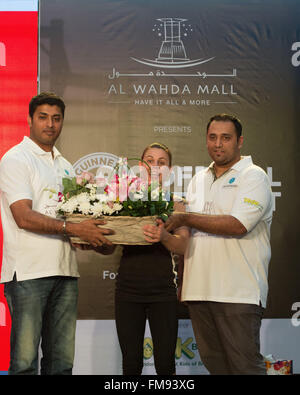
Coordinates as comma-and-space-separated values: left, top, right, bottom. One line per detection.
230, 169, 273, 232
0, 154, 33, 206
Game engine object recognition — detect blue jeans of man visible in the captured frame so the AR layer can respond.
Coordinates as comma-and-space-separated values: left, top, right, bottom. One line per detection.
4, 276, 78, 375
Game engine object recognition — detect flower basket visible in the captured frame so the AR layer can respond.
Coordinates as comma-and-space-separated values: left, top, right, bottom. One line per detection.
66, 214, 157, 245
57, 157, 174, 245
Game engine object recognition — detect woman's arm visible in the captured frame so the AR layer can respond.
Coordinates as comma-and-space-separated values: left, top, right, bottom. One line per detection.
143, 219, 190, 255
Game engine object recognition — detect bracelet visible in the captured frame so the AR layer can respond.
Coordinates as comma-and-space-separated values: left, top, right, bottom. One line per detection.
62, 220, 67, 236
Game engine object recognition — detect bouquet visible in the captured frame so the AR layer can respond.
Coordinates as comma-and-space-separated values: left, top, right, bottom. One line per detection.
56, 158, 174, 244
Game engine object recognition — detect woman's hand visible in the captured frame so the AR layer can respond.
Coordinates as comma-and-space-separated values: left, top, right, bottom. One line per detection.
143, 218, 169, 243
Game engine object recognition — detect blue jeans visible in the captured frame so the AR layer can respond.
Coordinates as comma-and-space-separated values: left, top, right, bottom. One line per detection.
4, 276, 78, 375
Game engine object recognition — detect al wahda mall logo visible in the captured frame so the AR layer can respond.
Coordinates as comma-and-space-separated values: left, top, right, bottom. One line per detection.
131, 17, 214, 69
107, 17, 238, 107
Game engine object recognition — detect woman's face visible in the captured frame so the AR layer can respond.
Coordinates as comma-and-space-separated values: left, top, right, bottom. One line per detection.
141, 147, 171, 182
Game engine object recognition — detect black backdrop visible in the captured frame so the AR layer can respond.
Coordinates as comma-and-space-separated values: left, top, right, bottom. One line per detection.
40, 0, 300, 319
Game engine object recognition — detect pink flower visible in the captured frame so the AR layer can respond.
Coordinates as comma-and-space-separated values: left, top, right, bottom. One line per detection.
105, 181, 119, 200
107, 201, 114, 208
76, 171, 95, 185
118, 178, 129, 202
81, 171, 94, 183
76, 175, 84, 185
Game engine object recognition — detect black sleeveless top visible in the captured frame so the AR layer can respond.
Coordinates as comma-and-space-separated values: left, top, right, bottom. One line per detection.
115, 243, 177, 303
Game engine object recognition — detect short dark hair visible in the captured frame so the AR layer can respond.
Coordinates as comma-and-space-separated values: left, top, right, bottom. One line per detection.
141, 142, 172, 166
206, 113, 242, 139
29, 92, 65, 119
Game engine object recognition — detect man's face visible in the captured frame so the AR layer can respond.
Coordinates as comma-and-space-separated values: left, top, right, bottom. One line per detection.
28, 104, 64, 152
206, 120, 243, 167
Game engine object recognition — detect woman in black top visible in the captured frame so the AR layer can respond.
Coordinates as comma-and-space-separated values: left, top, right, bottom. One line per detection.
115, 143, 189, 375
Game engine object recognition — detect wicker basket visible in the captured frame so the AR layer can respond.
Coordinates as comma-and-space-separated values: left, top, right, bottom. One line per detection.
65, 214, 157, 245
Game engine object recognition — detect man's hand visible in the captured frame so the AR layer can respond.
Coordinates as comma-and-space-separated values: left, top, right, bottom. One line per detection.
68, 219, 114, 248
164, 213, 187, 233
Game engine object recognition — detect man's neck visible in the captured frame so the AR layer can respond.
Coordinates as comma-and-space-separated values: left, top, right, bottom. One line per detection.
29, 136, 55, 157
213, 156, 241, 179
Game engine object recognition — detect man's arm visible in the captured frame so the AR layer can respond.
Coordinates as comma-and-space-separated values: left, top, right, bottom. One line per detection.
160, 225, 190, 255
165, 212, 247, 236
10, 199, 114, 247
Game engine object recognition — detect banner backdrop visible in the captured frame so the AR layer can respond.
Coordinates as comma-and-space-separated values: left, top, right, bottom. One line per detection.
39, 0, 300, 373
40, 0, 300, 320
0, 0, 38, 372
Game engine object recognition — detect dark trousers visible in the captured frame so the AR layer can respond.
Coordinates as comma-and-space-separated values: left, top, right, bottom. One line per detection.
188, 301, 266, 375
115, 299, 178, 375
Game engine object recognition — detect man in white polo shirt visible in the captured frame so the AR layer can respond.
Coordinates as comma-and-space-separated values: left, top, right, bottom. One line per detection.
0, 92, 113, 375
165, 114, 273, 375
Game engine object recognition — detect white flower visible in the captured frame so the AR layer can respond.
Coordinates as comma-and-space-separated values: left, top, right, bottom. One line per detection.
86, 183, 97, 198
78, 201, 91, 215
76, 192, 90, 204
85, 183, 97, 190
133, 191, 144, 201
57, 176, 126, 216
60, 196, 79, 213
114, 202, 123, 211
90, 203, 103, 217
102, 206, 114, 215
96, 193, 108, 203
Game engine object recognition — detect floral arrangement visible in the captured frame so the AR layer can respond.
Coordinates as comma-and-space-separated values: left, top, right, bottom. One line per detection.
56, 158, 174, 221
264, 355, 293, 375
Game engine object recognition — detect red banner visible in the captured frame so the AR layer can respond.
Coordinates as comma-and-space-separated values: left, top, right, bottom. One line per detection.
0, 9, 38, 372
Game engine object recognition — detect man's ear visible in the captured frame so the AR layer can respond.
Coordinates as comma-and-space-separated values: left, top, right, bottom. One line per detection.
27, 115, 32, 128
238, 135, 243, 149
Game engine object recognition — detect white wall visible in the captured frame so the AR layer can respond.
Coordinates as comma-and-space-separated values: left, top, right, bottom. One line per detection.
73, 319, 299, 375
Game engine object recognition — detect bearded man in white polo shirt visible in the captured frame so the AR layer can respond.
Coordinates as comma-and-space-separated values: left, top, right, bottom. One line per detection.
0, 92, 113, 375
165, 114, 273, 375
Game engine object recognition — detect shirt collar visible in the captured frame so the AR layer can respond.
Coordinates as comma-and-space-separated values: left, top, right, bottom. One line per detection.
231, 155, 253, 171
207, 155, 253, 177
22, 136, 62, 159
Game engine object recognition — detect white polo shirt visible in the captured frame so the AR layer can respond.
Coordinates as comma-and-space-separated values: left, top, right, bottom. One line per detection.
0, 136, 78, 282
182, 156, 273, 307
